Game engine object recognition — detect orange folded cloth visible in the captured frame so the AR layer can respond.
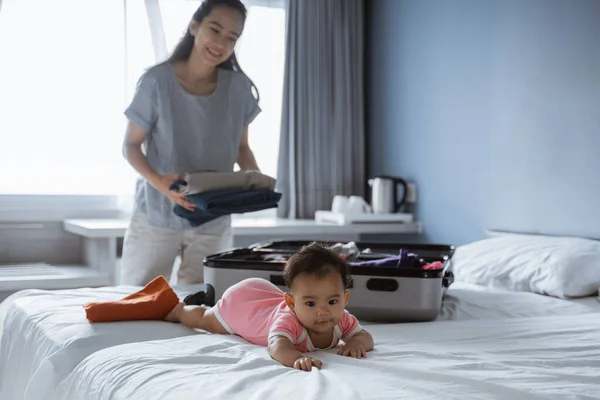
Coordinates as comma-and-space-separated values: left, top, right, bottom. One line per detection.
84, 276, 180, 322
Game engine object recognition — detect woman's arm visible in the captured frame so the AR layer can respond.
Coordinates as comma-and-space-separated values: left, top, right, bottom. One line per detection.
268, 336, 322, 371
237, 126, 260, 171
122, 121, 161, 184
122, 121, 195, 210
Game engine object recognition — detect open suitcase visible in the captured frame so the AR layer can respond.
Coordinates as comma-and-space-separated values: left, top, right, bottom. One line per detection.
204, 240, 455, 322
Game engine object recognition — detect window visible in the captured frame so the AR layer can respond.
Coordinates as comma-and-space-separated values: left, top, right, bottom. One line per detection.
0, 0, 128, 196
233, 4, 285, 178
0, 0, 285, 212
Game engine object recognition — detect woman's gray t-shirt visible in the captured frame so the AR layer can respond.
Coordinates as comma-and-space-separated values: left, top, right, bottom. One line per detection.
124, 62, 261, 230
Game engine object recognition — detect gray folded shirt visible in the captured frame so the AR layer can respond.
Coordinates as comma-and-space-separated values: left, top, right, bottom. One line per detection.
179, 170, 277, 195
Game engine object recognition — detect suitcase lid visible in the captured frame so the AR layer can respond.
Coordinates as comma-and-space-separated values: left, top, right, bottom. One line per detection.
249, 240, 455, 260
204, 240, 455, 279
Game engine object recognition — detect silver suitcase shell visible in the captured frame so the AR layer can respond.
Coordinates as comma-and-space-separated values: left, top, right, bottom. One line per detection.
204, 240, 454, 323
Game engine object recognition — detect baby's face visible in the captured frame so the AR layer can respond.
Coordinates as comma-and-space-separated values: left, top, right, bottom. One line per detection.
287, 271, 349, 334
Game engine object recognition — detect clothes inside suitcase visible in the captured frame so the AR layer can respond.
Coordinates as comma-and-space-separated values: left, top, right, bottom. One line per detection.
204, 240, 455, 322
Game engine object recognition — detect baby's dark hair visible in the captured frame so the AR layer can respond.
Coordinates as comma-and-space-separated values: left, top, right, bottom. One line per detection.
283, 243, 351, 290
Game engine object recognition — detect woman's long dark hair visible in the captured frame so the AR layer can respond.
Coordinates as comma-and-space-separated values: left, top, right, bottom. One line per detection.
168, 0, 259, 101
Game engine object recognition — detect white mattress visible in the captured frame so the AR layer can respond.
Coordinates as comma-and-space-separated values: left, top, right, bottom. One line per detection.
0, 286, 200, 400
1, 282, 599, 400
53, 313, 600, 400
439, 282, 600, 321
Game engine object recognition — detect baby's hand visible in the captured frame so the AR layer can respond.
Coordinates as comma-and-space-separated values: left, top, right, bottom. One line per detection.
338, 340, 367, 359
293, 356, 322, 371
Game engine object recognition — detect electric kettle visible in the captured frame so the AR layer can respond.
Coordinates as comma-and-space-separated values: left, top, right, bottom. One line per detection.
367, 175, 408, 214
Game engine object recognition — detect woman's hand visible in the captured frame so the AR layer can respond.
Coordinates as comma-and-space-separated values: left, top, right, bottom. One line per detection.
150, 174, 195, 211
293, 356, 323, 371
122, 123, 195, 212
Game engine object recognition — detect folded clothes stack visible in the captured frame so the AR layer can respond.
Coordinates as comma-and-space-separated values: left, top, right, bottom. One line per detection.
178, 170, 276, 196
169, 170, 281, 227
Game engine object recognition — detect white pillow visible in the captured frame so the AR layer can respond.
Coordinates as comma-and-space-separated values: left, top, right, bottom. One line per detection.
450, 234, 600, 298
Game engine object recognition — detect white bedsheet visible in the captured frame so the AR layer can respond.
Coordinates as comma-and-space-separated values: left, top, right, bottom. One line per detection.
0, 286, 200, 400
53, 313, 600, 400
1, 283, 599, 400
440, 282, 600, 321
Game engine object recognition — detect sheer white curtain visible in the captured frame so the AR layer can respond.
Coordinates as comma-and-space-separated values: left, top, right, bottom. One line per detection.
0, 0, 285, 215
0, 0, 128, 196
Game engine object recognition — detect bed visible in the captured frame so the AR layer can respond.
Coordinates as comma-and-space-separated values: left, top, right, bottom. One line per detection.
51, 313, 600, 400
0, 285, 199, 400
1, 233, 600, 400
1, 281, 599, 400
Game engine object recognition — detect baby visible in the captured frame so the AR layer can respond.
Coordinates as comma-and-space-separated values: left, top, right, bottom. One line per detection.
165, 242, 374, 371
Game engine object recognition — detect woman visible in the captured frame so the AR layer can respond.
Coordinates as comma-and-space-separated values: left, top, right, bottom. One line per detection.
121, 0, 261, 286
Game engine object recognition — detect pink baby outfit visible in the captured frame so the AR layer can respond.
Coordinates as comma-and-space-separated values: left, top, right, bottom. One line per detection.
213, 278, 364, 352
